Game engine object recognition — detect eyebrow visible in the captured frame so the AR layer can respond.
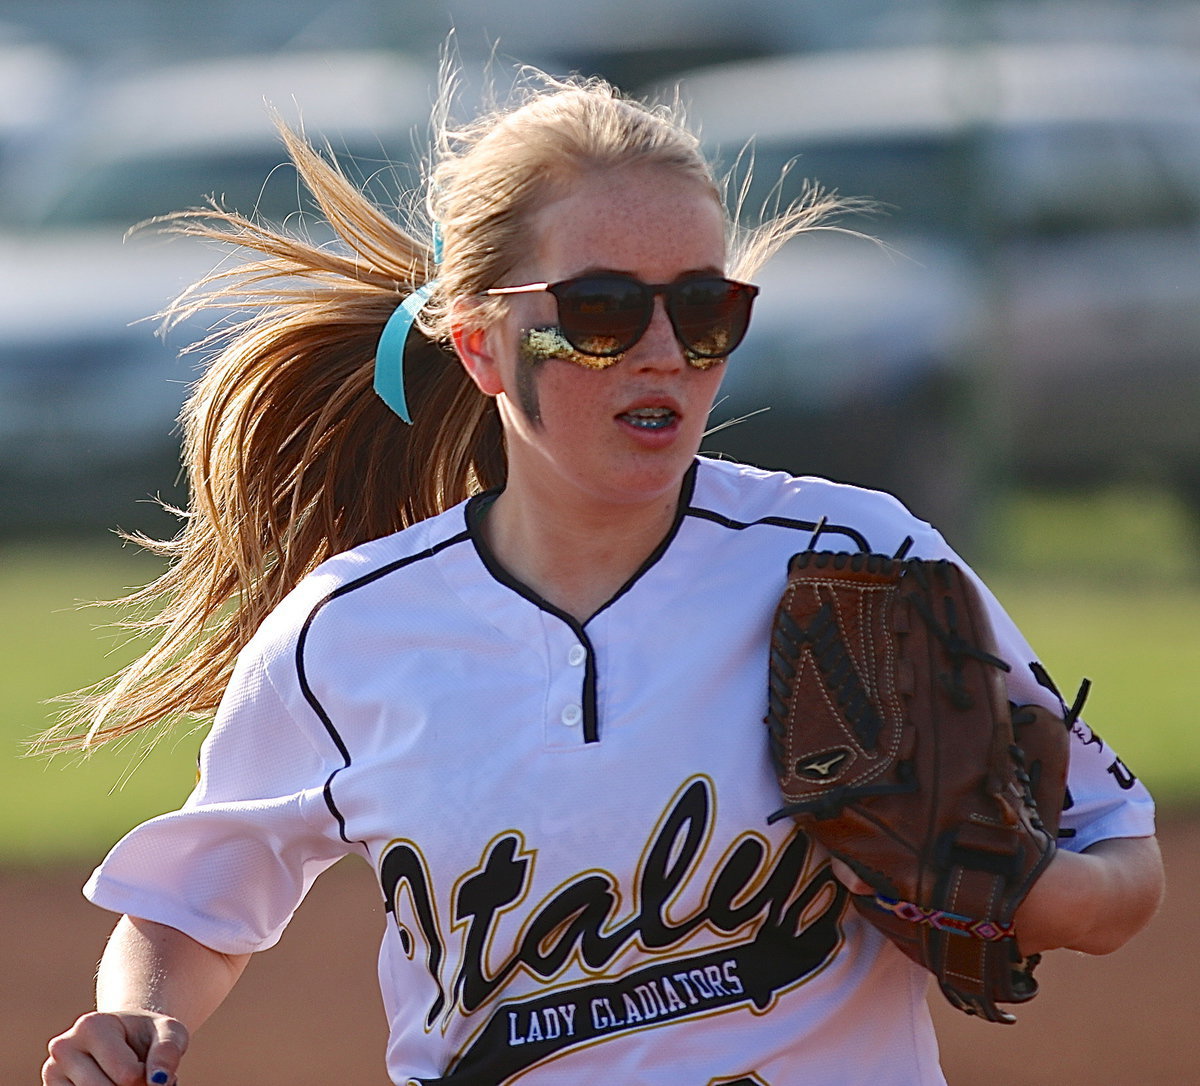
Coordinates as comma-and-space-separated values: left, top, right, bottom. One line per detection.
561, 265, 727, 280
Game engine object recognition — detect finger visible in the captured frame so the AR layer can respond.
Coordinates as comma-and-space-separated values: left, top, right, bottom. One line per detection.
41, 1052, 65, 1086
143, 1016, 189, 1086
47, 1014, 142, 1086
829, 857, 875, 896
43, 1042, 124, 1086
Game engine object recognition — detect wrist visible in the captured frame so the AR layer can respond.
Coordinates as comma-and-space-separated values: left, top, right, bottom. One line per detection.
1016, 836, 1163, 957
1015, 848, 1101, 955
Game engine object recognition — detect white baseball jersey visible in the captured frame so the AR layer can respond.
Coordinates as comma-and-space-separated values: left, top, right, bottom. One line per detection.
85, 457, 1155, 1086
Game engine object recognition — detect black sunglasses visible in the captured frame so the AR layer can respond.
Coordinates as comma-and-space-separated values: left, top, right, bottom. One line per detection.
484, 274, 759, 362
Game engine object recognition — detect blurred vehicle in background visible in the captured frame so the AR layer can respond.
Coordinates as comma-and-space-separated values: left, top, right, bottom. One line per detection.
0, 23, 73, 174
0, 232, 214, 534
0, 48, 434, 535
5, 33, 1199, 545
669, 43, 1200, 544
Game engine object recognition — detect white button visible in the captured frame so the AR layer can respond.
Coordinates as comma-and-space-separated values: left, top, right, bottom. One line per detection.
561, 704, 582, 727
567, 644, 587, 667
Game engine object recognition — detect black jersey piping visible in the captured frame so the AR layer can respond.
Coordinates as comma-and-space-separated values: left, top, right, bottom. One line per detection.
464, 463, 699, 744
682, 506, 871, 553
295, 528, 472, 843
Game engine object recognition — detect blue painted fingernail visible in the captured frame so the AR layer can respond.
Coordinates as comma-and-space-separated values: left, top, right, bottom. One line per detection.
150, 1072, 170, 1085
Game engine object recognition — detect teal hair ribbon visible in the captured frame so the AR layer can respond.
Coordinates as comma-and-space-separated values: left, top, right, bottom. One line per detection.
374, 281, 437, 424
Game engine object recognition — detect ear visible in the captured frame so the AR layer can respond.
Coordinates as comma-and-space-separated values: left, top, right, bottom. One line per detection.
450, 305, 506, 398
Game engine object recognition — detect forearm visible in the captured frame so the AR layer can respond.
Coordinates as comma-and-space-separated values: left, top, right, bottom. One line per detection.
97, 915, 251, 1029
1016, 835, 1165, 956
44, 918, 251, 1084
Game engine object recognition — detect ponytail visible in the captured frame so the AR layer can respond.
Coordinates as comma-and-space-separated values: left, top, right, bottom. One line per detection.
41, 122, 503, 750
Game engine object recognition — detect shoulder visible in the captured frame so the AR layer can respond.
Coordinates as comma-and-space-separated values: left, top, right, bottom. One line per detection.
245, 500, 475, 668
687, 456, 944, 557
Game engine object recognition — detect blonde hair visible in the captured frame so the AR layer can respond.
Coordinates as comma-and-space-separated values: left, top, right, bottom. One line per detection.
41, 67, 844, 751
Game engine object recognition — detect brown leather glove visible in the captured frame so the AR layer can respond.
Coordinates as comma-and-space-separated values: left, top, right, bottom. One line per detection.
765, 550, 1074, 1023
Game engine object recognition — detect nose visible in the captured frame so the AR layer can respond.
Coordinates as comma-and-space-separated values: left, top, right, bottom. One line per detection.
629, 296, 685, 372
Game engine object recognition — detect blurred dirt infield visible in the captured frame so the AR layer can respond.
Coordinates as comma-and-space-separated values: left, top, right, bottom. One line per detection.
8, 811, 1195, 1085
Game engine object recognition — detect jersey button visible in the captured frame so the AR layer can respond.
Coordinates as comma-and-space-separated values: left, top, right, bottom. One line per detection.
567, 644, 586, 667
561, 704, 582, 727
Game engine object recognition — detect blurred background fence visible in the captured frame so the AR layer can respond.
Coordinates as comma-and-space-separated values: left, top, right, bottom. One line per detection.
3, 4, 1198, 1082
2, 0, 1200, 546
2, 0, 1198, 835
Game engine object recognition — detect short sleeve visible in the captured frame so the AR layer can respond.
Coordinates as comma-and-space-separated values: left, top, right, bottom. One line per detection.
84, 645, 353, 955
897, 523, 1157, 853
962, 560, 1157, 852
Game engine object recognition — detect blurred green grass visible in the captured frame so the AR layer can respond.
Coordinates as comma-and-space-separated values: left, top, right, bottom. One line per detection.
1, 542, 203, 863
972, 485, 1200, 811
2, 485, 1197, 863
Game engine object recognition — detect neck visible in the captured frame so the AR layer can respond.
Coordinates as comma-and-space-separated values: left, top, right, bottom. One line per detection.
480, 474, 689, 624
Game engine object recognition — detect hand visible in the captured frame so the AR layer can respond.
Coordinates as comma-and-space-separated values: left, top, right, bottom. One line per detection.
829, 856, 874, 896
43, 1010, 188, 1086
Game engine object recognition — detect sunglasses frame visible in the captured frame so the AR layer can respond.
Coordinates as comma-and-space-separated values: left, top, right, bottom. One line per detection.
484, 273, 759, 361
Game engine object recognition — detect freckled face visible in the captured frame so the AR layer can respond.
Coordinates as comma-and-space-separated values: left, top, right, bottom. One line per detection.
485, 166, 730, 512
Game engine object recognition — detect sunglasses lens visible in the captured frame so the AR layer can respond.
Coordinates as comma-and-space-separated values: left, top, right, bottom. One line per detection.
555, 277, 651, 356
670, 279, 755, 359
547, 275, 757, 360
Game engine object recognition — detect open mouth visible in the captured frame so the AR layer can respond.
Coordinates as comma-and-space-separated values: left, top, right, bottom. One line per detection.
618, 407, 678, 430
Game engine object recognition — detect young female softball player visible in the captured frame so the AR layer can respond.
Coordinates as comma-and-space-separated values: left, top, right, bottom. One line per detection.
42, 66, 1163, 1086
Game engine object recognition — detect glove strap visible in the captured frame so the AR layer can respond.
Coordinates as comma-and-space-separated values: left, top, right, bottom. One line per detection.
869, 895, 1016, 942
